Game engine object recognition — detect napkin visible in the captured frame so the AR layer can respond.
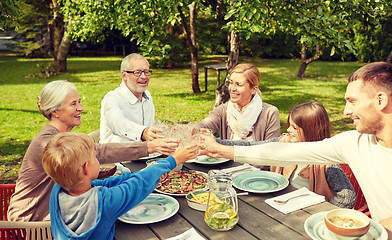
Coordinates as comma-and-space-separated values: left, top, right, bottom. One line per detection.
265, 187, 325, 214
221, 163, 260, 174
166, 228, 206, 240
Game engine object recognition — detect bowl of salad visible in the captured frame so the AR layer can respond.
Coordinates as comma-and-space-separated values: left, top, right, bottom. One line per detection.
324, 209, 370, 239
98, 163, 117, 179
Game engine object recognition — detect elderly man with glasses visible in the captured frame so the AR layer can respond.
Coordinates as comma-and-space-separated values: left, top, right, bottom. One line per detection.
100, 53, 164, 144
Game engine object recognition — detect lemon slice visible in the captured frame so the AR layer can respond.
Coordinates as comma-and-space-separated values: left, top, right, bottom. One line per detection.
212, 212, 230, 219
227, 218, 239, 228
229, 212, 237, 219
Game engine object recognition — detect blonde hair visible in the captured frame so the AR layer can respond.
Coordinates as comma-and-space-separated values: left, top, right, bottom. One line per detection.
120, 53, 149, 72
231, 63, 262, 96
37, 80, 77, 120
42, 132, 95, 191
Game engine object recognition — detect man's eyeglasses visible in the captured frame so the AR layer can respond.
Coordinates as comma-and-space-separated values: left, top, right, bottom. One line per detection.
123, 70, 152, 77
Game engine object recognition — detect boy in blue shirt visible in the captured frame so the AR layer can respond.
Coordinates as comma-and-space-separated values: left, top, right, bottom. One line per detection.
42, 132, 197, 240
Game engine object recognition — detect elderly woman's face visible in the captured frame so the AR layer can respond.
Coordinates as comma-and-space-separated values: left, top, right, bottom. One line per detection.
229, 72, 257, 109
53, 89, 83, 131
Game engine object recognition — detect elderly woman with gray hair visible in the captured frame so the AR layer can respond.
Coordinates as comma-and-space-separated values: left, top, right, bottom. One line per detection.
8, 80, 179, 222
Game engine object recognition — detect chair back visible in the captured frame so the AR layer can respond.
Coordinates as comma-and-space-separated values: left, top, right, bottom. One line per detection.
0, 220, 53, 240
340, 164, 367, 210
0, 184, 16, 221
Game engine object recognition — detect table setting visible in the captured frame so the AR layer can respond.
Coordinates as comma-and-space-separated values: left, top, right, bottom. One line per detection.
113, 128, 390, 240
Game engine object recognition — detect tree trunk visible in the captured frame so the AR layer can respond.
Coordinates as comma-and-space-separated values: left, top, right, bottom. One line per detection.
177, 2, 201, 93
55, 28, 72, 72
214, 30, 239, 107
52, 0, 63, 56
297, 62, 308, 78
386, 50, 392, 63
52, 0, 72, 72
296, 41, 321, 78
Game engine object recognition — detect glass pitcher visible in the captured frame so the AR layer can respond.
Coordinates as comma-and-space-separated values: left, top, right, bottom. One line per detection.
204, 170, 239, 231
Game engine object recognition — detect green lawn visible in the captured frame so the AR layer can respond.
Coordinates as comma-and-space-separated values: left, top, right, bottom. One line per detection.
0, 54, 362, 183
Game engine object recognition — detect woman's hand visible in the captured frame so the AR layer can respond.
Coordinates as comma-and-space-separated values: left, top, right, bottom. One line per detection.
196, 129, 229, 158
147, 138, 179, 156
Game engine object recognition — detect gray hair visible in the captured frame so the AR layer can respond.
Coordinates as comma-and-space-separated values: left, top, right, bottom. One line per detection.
120, 53, 149, 72
37, 80, 77, 120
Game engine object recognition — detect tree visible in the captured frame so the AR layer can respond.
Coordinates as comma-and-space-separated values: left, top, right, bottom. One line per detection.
0, 0, 19, 30
222, 0, 357, 79
60, 0, 206, 93
349, 1, 392, 63
12, 0, 52, 57
214, 0, 274, 106
284, 1, 354, 78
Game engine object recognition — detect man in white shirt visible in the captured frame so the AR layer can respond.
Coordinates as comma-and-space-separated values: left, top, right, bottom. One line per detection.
100, 53, 162, 144
199, 62, 392, 231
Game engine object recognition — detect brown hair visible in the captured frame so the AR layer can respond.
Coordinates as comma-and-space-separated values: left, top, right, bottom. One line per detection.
42, 132, 95, 191
348, 62, 392, 96
287, 102, 331, 142
231, 63, 262, 96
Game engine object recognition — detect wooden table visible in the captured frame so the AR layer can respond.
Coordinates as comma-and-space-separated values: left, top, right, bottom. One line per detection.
203, 64, 227, 91
114, 158, 341, 240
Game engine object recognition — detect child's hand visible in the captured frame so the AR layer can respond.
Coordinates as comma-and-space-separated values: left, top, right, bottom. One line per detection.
172, 144, 198, 165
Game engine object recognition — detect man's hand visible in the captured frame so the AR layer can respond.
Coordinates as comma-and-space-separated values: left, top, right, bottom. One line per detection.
142, 127, 164, 141
147, 138, 179, 156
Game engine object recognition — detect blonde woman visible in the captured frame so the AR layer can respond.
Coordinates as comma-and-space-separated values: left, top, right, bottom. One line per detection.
194, 63, 280, 141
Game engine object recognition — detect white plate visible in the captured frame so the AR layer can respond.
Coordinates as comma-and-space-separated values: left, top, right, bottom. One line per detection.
304, 212, 388, 240
154, 170, 208, 196
232, 170, 289, 193
138, 152, 162, 160
118, 193, 179, 224
189, 155, 231, 165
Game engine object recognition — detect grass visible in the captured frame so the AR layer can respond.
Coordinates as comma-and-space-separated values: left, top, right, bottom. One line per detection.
0, 54, 363, 183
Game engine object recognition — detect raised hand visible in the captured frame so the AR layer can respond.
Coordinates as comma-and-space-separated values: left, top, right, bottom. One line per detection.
148, 138, 179, 156
172, 144, 198, 165
142, 126, 164, 141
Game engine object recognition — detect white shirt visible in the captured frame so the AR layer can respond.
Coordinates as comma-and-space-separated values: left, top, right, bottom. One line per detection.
100, 82, 155, 143
235, 131, 392, 222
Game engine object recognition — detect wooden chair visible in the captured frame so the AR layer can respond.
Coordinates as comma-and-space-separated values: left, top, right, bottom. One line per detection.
340, 164, 370, 217
0, 184, 16, 221
0, 220, 53, 240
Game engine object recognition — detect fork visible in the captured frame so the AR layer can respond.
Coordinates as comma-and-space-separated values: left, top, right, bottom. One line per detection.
273, 193, 310, 204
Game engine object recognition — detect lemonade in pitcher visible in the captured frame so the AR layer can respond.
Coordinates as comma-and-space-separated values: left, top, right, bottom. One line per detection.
204, 170, 238, 231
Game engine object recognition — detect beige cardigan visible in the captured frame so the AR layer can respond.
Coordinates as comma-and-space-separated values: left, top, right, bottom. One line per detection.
194, 102, 281, 141
8, 125, 148, 221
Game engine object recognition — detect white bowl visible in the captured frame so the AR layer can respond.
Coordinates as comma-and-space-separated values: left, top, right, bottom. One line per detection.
185, 191, 208, 211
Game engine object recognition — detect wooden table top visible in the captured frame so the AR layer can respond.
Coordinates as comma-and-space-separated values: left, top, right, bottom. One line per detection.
114, 157, 338, 240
